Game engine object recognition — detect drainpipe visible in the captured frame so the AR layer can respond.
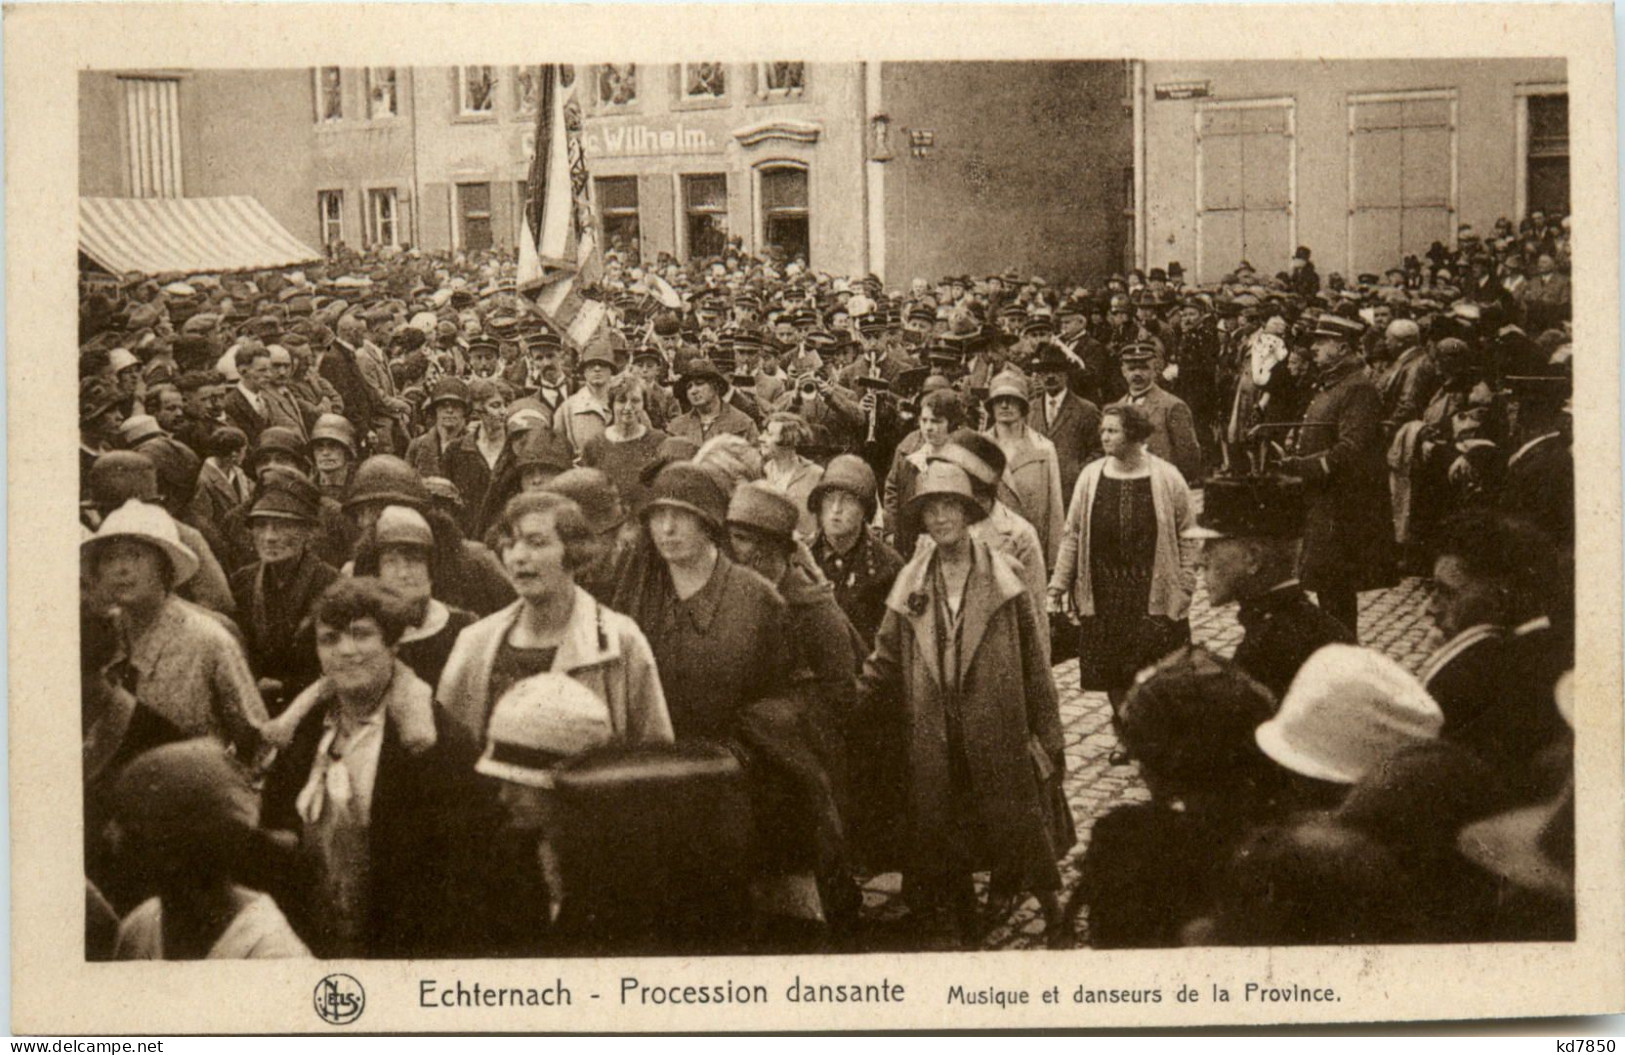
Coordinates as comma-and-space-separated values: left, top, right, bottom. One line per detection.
410, 68, 424, 247
857, 62, 871, 278
1132, 60, 1147, 272
863, 61, 886, 282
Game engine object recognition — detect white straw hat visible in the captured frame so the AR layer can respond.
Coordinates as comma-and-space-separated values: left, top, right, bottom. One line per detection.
82, 497, 199, 586
476, 674, 615, 789
1256, 644, 1442, 784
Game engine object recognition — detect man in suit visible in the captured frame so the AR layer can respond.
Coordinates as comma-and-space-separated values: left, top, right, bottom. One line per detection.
1111, 342, 1203, 484
337, 312, 409, 455
731, 332, 787, 410
1517, 252, 1571, 333
1185, 473, 1353, 701
404, 376, 471, 480
1419, 510, 1566, 774
221, 344, 273, 445
1276, 315, 1398, 642
1500, 373, 1573, 551
1027, 340, 1101, 506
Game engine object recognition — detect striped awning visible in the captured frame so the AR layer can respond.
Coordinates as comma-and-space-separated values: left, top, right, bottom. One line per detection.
79, 196, 321, 276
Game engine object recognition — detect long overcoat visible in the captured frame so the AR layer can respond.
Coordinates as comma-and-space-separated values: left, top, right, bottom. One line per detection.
857, 539, 1071, 889
1287, 359, 1398, 594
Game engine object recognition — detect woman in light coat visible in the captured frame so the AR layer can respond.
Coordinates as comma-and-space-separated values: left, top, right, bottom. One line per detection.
1049, 404, 1196, 737
436, 491, 672, 748
859, 461, 1072, 949
984, 371, 1066, 569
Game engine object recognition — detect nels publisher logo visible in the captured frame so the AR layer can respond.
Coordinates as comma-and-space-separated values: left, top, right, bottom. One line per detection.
314, 973, 366, 1026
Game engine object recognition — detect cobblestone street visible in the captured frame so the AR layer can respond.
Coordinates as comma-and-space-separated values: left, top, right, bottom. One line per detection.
857, 562, 1438, 950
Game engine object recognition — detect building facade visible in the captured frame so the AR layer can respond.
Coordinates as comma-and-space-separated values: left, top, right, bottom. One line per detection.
875, 61, 1135, 286
81, 62, 1135, 283
1134, 59, 1569, 284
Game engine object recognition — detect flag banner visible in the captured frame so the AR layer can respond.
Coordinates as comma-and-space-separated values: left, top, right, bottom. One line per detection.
518, 63, 604, 351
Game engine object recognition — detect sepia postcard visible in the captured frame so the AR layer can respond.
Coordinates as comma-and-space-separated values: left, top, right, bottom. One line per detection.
7, 1, 1623, 1033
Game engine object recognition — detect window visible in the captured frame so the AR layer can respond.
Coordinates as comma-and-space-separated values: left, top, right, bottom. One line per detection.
514, 67, 541, 116
315, 67, 343, 122
1347, 91, 1457, 277
318, 190, 344, 248
596, 64, 638, 107
367, 188, 399, 248
120, 77, 182, 198
367, 68, 398, 119
682, 173, 728, 260
1526, 93, 1569, 218
596, 176, 641, 258
458, 182, 494, 251
683, 63, 727, 100
457, 66, 496, 116
759, 62, 805, 98
759, 166, 808, 266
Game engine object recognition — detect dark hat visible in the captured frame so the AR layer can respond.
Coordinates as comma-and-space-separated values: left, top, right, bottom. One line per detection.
79, 377, 123, 425
541, 467, 625, 535
1182, 474, 1306, 540
515, 428, 574, 475
652, 311, 682, 337
938, 428, 1006, 487
467, 338, 500, 359
643, 462, 729, 534
1030, 340, 1073, 373
87, 450, 161, 510
426, 376, 472, 410
680, 358, 727, 392
309, 414, 358, 457
631, 345, 665, 365
422, 475, 465, 512
247, 427, 311, 472
1020, 316, 1055, 338
1503, 373, 1572, 409
637, 436, 702, 487
525, 331, 564, 353
1119, 341, 1160, 363
725, 481, 800, 546
249, 469, 323, 524
344, 455, 428, 510
892, 366, 931, 397
1312, 314, 1365, 342
579, 344, 618, 370
808, 454, 879, 519
728, 331, 764, 353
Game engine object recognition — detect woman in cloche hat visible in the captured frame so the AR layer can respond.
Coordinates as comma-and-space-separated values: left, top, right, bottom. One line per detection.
858, 461, 1072, 949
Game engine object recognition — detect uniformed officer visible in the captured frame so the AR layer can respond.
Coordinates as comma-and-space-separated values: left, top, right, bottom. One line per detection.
1184, 473, 1354, 701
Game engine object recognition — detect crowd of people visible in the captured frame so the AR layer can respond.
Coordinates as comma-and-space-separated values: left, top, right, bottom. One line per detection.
78, 210, 1576, 959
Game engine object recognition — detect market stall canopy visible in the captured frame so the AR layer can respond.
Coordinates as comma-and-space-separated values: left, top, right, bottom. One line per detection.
79, 196, 321, 276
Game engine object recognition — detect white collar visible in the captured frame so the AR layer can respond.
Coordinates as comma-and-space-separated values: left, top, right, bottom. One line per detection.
1507, 431, 1563, 468
398, 599, 451, 645
1419, 623, 1503, 685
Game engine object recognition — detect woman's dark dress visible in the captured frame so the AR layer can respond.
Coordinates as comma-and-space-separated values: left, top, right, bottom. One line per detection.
1077, 473, 1189, 692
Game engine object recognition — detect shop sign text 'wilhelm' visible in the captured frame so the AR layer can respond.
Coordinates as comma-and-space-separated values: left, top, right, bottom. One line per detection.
584, 123, 723, 158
